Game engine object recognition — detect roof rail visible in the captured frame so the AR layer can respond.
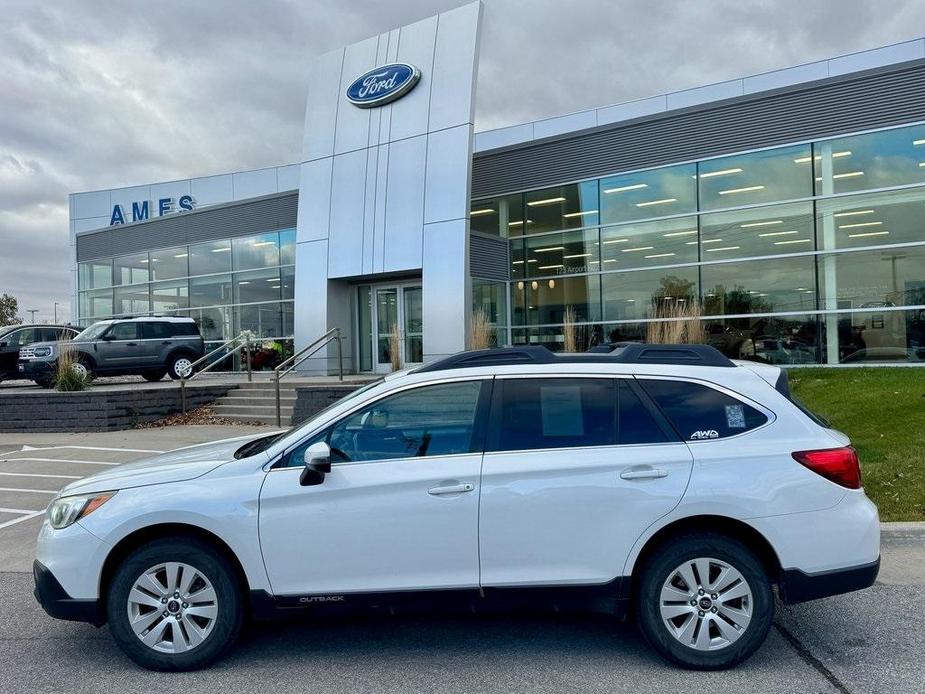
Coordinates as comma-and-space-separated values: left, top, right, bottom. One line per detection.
415, 343, 735, 373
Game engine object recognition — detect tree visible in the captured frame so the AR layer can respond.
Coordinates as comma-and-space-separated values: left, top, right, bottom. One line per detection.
0, 294, 21, 327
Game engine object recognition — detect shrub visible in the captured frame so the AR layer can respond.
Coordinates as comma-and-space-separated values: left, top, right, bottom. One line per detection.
389, 323, 402, 372
646, 301, 705, 345
469, 309, 493, 350
54, 340, 91, 392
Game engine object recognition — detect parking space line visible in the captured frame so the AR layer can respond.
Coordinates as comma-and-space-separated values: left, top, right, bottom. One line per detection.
0, 488, 57, 495
0, 507, 40, 515
0, 471, 81, 479
0, 510, 43, 530
0, 457, 120, 466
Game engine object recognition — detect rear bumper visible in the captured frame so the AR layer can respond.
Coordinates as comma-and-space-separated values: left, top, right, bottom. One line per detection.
33, 560, 103, 625
779, 556, 880, 604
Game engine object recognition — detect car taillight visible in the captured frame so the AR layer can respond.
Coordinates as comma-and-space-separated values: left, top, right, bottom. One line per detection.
791, 447, 861, 489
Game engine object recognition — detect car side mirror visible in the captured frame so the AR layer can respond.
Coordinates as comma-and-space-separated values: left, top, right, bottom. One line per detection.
101, 334, 114, 341
300, 441, 332, 486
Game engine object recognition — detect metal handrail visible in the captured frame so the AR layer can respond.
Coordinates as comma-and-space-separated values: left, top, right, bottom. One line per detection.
179, 331, 254, 413
273, 327, 343, 426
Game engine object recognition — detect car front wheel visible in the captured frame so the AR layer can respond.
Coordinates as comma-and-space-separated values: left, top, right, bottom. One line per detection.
106, 538, 243, 671
635, 533, 773, 670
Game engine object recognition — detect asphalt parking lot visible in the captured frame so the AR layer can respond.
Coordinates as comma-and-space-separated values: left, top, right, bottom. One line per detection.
0, 427, 922, 694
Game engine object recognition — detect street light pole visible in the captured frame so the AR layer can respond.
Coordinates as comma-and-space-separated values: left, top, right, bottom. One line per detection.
54, 302, 59, 323
27, 309, 38, 323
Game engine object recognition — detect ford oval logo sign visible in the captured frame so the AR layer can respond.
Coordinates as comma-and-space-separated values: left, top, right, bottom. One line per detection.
346, 63, 421, 108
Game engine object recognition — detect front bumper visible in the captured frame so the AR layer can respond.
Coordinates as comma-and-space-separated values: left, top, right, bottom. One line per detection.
779, 556, 880, 604
17, 359, 54, 379
33, 560, 103, 625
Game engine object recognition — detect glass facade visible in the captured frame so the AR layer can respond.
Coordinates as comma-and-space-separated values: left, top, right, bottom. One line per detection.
471, 122, 925, 364
77, 228, 295, 370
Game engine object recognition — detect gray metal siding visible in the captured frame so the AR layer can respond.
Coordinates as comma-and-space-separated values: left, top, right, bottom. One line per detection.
471, 61, 925, 198
76, 192, 298, 262
469, 232, 510, 281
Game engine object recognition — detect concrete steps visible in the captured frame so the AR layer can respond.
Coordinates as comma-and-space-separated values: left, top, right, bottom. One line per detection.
211, 381, 299, 425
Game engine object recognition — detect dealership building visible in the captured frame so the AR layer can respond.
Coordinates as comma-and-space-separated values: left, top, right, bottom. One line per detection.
69, 3, 925, 372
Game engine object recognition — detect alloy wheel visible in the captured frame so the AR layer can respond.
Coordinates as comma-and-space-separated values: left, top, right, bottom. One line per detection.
173, 358, 193, 378
126, 562, 218, 654
659, 556, 753, 651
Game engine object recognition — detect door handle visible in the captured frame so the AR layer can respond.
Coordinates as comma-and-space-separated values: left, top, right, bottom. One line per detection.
428, 483, 475, 496
126, 342, 138, 347
620, 468, 668, 480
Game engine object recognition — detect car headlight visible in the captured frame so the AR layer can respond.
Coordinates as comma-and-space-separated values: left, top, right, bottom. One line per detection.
47, 491, 116, 530
33, 346, 53, 358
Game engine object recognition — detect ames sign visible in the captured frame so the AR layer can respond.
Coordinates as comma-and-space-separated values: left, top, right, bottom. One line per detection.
345, 63, 421, 108
110, 195, 195, 226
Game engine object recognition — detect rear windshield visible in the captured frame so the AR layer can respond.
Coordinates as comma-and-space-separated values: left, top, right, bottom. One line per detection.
170, 322, 201, 337
774, 370, 831, 428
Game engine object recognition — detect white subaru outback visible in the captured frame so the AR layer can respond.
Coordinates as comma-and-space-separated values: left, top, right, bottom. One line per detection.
33, 344, 880, 671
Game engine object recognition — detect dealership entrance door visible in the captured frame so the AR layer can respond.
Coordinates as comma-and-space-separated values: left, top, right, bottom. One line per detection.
358, 283, 423, 373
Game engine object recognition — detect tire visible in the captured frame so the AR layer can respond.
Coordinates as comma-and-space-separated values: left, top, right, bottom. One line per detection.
142, 371, 166, 382
33, 378, 53, 389
72, 358, 93, 381
634, 533, 773, 670
167, 353, 195, 380
106, 538, 244, 671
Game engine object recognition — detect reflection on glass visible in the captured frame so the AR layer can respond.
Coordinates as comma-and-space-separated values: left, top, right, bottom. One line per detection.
189, 240, 232, 276
78, 289, 113, 319
702, 256, 816, 315
190, 274, 232, 307
376, 288, 398, 366
151, 281, 189, 313
472, 280, 508, 347
699, 144, 813, 210
813, 124, 925, 195
78, 260, 113, 290
150, 247, 189, 281
819, 246, 925, 309
702, 314, 819, 364
403, 287, 423, 363
524, 228, 599, 277
279, 228, 296, 266
113, 285, 150, 315
601, 267, 699, 322
513, 275, 601, 326
236, 303, 283, 340
524, 181, 599, 234
600, 216, 698, 268
235, 269, 282, 304
471, 194, 523, 237
188, 306, 232, 342
510, 324, 602, 352
233, 232, 280, 271
357, 286, 372, 372
815, 187, 925, 251
113, 253, 149, 286
830, 308, 925, 363
600, 163, 696, 225
280, 266, 295, 301
700, 202, 814, 259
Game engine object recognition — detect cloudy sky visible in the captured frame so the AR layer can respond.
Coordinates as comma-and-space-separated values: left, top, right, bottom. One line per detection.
1, 0, 923, 322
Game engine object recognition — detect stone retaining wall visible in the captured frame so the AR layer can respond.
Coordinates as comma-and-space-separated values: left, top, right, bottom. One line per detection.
0, 384, 236, 432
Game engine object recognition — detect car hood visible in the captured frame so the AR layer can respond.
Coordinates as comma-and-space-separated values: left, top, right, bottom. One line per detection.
59, 431, 275, 497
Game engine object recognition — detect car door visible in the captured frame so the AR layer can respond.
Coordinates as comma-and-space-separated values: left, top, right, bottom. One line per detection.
258, 377, 491, 597
95, 322, 143, 369
140, 322, 173, 365
478, 376, 693, 588
0, 327, 37, 377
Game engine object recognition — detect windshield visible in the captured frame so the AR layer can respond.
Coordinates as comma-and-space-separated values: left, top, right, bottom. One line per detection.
72, 321, 111, 342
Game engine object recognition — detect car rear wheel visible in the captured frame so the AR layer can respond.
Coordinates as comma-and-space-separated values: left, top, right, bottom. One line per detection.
107, 538, 243, 671
167, 354, 194, 380
635, 533, 773, 670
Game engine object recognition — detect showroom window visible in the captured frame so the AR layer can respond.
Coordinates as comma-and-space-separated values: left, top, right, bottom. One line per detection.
600, 163, 697, 225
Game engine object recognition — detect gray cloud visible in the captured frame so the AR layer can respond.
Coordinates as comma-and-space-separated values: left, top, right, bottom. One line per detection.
0, 0, 922, 322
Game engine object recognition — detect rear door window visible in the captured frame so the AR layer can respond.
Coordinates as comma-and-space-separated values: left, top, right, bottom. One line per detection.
617, 380, 672, 444
638, 379, 768, 441
143, 323, 172, 340
487, 378, 616, 452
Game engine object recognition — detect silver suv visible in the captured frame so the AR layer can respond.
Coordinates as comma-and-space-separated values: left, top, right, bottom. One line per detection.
19, 317, 204, 386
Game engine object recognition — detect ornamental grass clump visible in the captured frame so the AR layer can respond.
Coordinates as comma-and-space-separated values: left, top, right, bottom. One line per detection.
54, 340, 90, 392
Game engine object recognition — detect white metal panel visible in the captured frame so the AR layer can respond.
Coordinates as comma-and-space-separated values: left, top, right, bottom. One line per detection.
74, 216, 110, 233
334, 35, 379, 156
327, 149, 367, 278
422, 218, 468, 360
666, 79, 744, 110
473, 122, 534, 152
828, 39, 925, 76
362, 144, 381, 270
73, 190, 111, 219
303, 48, 345, 161
232, 167, 277, 200
293, 239, 330, 372
390, 15, 439, 141
743, 61, 829, 94
371, 142, 390, 274
533, 109, 597, 140
276, 164, 300, 191
190, 174, 233, 207
384, 135, 427, 272
428, 1, 482, 132
109, 185, 150, 222
295, 159, 332, 243
150, 180, 192, 214
596, 95, 668, 127
423, 124, 471, 225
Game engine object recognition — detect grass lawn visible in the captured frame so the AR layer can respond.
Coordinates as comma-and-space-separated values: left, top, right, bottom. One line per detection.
789, 368, 925, 522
